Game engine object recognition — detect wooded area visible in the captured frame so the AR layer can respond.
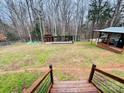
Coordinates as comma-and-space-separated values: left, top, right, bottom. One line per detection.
0, 0, 124, 42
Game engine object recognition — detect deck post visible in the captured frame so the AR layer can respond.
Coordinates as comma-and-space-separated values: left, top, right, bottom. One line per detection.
88, 64, 96, 83
49, 64, 54, 84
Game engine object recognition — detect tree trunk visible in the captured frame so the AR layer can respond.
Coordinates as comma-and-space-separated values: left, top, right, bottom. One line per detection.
110, 0, 123, 26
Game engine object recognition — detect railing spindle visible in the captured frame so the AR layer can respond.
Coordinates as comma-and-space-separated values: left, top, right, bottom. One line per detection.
23, 65, 53, 93
90, 64, 124, 93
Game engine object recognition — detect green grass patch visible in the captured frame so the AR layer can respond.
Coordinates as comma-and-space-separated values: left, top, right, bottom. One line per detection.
35, 49, 54, 65
0, 42, 124, 92
0, 52, 25, 65
0, 72, 43, 93
112, 70, 124, 79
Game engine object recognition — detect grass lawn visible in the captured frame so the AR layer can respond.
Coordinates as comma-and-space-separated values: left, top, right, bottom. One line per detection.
0, 71, 43, 93
0, 42, 124, 92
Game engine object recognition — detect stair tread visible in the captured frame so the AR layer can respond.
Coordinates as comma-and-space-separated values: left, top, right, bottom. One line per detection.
54, 80, 88, 84
50, 81, 98, 93
51, 89, 98, 93
51, 88, 97, 91
52, 84, 94, 88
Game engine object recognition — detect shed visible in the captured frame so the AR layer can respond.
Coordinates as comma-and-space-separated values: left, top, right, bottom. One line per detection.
44, 34, 54, 42
92, 27, 124, 53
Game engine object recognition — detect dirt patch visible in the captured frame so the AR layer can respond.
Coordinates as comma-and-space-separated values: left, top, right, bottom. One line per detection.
0, 67, 48, 75
0, 66, 124, 80
2, 59, 35, 71
102, 63, 124, 69
100, 51, 113, 57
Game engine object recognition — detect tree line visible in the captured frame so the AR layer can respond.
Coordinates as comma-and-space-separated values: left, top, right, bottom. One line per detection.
0, 0, 124, 42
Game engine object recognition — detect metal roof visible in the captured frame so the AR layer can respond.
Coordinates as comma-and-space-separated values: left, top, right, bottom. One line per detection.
94, 27, 124, 33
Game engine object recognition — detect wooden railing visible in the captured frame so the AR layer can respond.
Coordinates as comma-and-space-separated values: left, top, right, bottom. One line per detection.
89, 64, 124, 93
23, 65, 54, 93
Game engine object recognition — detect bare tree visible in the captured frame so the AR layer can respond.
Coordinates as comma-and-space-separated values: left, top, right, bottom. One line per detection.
110, 0, 123, 26
1, 0, 122, 42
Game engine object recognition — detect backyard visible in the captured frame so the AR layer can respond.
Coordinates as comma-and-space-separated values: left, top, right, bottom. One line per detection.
0, 42, 124, 93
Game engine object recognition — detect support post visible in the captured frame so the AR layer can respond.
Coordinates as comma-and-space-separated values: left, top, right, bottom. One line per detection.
98, 32, 101, 43
49, 64, 54, 84
88, 64, 96, 83
107, 33, 111, 45
91, 31, 94, 44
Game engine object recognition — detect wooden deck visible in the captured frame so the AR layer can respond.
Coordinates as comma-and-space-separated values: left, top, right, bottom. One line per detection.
45, 41, 73, 44
97, 42, 123, 53
50, 80, 98, 93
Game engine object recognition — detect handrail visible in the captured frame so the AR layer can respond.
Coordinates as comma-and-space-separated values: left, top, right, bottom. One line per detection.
26, 70, 51, 93
23, 65, 54, 93
89, 64, 124, 93
95, 68, 124, 84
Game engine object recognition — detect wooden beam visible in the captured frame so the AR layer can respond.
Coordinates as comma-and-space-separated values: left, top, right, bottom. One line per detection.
88, 64, 96, 83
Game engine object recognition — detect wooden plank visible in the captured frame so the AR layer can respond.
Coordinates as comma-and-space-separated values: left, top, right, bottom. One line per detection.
51, 88, 98, 93
52, 84, 94, 88
51, 87, 97, 90
45, 41, 73, 44
51, 91, 98, 93
54, 80, 88, 84
97, 43, 123, 53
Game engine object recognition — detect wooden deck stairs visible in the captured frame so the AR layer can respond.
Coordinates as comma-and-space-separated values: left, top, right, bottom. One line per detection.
23, 64, 124, 93
51, 80, 98, 93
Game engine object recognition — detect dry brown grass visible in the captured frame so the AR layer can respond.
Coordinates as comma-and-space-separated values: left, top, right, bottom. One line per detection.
0, 42, 124, 80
